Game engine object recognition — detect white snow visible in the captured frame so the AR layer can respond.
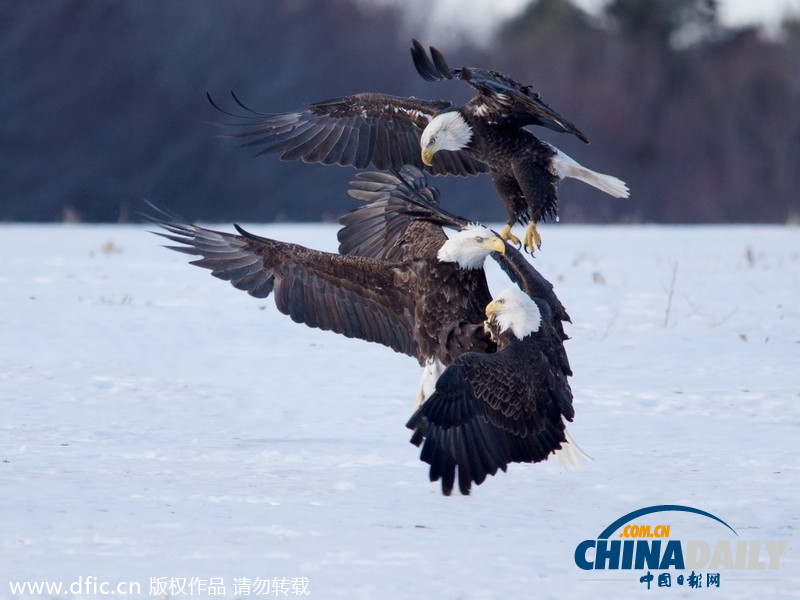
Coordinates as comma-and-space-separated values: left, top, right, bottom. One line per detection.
2, 223, 798, 599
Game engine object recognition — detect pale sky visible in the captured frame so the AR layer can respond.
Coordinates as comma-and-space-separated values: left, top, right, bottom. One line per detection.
371, 0, 800, 43
574, 0, 799, 26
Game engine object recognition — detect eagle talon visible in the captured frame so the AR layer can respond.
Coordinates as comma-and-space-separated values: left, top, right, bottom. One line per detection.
523, 222, 542, 254
498, 224, 521, 249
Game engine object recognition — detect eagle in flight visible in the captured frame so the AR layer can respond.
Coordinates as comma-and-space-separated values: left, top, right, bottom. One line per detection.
209, 40, 629, 252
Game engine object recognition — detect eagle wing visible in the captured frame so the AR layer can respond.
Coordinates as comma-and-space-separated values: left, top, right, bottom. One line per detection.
410, 39, 589, 143
338, 167, 453, 262
209, 92, 487, 177
151, 213, 420, 358
406, 338, 574, 495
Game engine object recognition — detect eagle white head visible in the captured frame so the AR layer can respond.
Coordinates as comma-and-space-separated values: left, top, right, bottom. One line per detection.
485, 287, 542, 340
437, 224, 505, 270
421, 111, 473, 166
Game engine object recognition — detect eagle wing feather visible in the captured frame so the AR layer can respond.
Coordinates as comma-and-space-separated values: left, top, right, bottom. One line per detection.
410, 40, 589, 143
209, 91, 487, 176
338, 167, 451, 262
151, 215, 420, 358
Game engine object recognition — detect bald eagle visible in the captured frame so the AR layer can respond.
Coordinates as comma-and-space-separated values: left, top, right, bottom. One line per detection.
407, 287, 576, 495
151, 167, 579, 493
411, 40, 630, 251
208, 40, 628, 252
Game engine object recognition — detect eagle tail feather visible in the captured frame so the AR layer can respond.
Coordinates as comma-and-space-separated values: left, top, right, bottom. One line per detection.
549, 145, 630, 199
551, 426, 593, 470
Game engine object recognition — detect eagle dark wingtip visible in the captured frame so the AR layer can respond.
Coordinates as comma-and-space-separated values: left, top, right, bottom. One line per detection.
206, 90, 269, 121
440, 472, 455, 496
229, 90, 271, 116
411, 39, 445, 82
409, 429, 425, 448
206, 91, 243, 119
428, 45, 453, 80
405, 408, 422, 430
205, 90, 220, 111
233, 223, 264, 242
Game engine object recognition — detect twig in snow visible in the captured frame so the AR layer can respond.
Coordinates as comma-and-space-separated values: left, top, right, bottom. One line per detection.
663, 262, 678, 328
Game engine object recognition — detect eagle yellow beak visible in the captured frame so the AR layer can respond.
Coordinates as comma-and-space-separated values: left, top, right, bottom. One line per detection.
421, 144, 436, 167
485, 299, 501, 319
484, 236, 506, 254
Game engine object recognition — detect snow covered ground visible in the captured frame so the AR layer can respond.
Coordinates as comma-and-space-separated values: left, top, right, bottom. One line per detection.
1, 223, 798, 599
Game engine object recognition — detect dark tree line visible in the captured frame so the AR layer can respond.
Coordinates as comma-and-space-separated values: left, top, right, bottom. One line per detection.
1, 0, 798, 224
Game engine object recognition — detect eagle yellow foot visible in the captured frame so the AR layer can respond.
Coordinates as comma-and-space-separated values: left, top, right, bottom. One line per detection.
523, 222, 542, 253
498, 224, 521, 248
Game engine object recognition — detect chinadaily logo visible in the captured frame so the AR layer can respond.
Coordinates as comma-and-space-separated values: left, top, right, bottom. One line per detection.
575, 505, 788, 591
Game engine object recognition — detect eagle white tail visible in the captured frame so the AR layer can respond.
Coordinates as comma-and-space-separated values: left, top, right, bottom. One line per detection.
414, 357, 446, 410
548, 144, 630, 199
552, 426, 593, 470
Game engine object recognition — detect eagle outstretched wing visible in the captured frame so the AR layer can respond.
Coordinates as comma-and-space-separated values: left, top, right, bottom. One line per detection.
338, 167, 452, 262
410, 39, 589, 143
208, 92, 488, 176
406, 335, 574, 495
150, 211, 420, 358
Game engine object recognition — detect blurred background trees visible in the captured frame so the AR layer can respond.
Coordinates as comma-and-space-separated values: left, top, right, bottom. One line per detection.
2, 0, 798, 224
